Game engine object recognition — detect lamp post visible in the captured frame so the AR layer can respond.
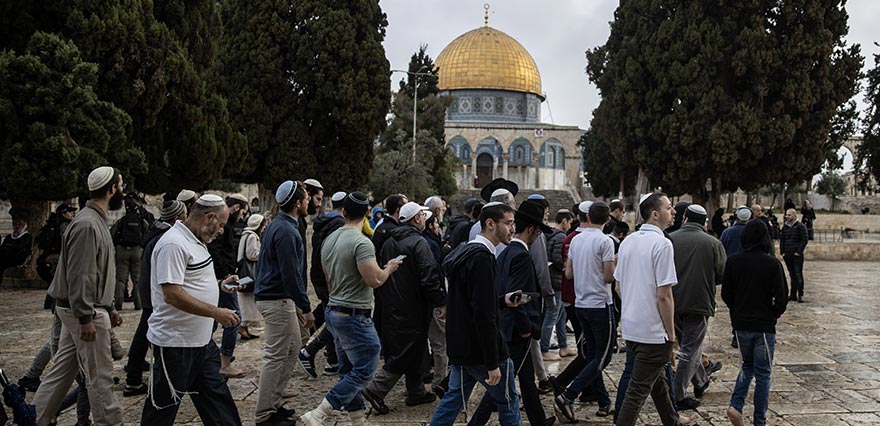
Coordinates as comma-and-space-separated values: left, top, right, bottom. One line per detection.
391, 66, 434, 164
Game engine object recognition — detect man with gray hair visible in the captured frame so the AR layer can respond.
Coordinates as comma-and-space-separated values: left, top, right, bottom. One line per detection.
141, 194, 242, 424
424, 195, 446, 236
669, 204, 726, 410
33, 166, 126, 426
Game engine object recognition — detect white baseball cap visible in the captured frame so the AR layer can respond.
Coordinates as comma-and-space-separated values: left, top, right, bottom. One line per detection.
399, 202, 432, 222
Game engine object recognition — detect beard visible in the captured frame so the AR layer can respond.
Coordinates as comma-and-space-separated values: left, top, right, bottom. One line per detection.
307, 201, 318, 216
108, 191, 124, 211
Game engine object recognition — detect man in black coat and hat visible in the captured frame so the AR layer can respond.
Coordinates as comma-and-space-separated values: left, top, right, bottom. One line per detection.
362, 202, 447, 414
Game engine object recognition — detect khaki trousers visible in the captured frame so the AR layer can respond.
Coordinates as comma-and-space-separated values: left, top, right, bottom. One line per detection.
255, 299, 301, 423
33, 307, 122, 426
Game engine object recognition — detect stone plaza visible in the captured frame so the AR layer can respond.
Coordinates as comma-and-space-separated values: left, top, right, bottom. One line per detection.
0, 260, 878, 425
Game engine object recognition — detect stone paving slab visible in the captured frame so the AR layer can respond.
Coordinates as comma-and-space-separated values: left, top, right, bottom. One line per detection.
2, 261, 880, 425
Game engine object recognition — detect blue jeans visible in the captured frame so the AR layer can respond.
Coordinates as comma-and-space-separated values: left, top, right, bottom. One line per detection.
562, 305, 615, 403
325, 309, 381, 412
730, 330, 775, 426
430, 359, 521, 426
217, 292, 240, 357
540, 292, 567, 351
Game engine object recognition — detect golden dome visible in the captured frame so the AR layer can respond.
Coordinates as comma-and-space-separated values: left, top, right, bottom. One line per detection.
435, 26, 543, 98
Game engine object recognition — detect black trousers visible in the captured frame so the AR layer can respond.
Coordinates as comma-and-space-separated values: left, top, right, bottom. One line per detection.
125, 308, 152, 385
305, 286, 338, 363
141, 340, 242, 426
616, 341, 678, 426
783, 254, 805, 296
469, 337, 546, 426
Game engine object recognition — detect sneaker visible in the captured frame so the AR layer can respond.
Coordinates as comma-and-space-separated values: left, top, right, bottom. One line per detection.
431, 384, 447, 399
298, 348, 318, 378
362, 388, 391, 414
405, 392, 436, 407
257, 412, 296, 426
123, 382, 148, 397
537, 379, 553, 395
322, 362, 339, 376
705, 360, 722, 376
276, 406, 296, 418
17, 376, 40, 393
676, 396, 701, 411
798, 295, 804, 303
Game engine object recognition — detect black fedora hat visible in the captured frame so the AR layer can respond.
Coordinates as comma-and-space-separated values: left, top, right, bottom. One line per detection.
480, 178, 519, 202
516, 200, 552, 234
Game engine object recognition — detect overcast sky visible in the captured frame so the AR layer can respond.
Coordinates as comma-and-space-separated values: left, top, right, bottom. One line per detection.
381, 0, 880, 132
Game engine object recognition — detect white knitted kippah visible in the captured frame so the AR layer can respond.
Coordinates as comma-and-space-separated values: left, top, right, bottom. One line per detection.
87, 166, 114, 191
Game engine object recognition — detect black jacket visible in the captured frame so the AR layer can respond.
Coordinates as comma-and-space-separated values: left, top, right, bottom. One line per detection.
137, 221, 172, 310
446, 215, 473, 249
722, 221, 788, 333
372, 217, 400, 255
208, 218, 241, 278
377, 224, 446, 371
422, 230, 446, 282
309, 212, 345, 291
546, 229, 566, 291
495, 241, 542, 342
443, 241, 509, 371
779, 221, 808, 256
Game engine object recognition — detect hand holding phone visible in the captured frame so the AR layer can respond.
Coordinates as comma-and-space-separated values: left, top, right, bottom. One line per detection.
394, 254, 407, 262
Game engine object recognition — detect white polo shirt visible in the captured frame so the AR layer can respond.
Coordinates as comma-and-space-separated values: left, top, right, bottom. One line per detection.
568, 228, 615, 309
148, 221, 220, 347
614, 224, 677, 344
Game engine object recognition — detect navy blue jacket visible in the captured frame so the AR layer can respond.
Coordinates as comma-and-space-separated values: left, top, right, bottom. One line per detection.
495, 240, 542, 342
254, 212, 311, 313
720, 221, 747, 256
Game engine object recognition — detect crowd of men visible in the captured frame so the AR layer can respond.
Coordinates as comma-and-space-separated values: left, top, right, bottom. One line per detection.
10, 168, 815, 426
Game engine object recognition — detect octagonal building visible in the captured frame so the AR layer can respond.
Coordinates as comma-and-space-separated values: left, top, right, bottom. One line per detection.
436, 20, 583, 192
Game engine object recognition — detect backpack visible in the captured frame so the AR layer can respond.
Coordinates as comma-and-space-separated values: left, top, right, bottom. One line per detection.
114, 210, 146, 247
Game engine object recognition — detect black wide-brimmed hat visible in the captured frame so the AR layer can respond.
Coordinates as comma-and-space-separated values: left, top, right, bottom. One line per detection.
480, 178, 519, 202
516, 200, 553, 234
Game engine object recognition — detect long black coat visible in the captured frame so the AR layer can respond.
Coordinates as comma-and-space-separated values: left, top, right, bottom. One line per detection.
377, 224, 446, 372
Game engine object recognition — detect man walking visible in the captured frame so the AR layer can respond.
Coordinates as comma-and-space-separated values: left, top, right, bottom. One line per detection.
780, 208, 808, 303
542, 209, 573, 360
362, 202, 445, 413
111, 193, 151, 310
300, 192, 402, 426
723, 220, 788, 426
254, 181, 315, 426
614, 193, 680, 426
141, 194, 242, 425
33, 166, 125, 426
430, 202, 523, 426
669, 204, 726, 410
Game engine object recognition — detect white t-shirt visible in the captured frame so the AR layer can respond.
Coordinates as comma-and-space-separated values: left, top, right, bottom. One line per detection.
148, 221, 220, 348
613, 223, 677, 344
568, 228, 615, 309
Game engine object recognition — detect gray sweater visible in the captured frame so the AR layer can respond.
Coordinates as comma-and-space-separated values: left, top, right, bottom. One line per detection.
48, 201, 116, 324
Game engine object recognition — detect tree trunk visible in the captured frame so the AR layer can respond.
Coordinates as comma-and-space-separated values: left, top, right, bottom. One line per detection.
697, 176, 722, 234
727, 192, 734, 211
9, 198, 49, 283
635, 167, 650, 196
745, 193, 753, 207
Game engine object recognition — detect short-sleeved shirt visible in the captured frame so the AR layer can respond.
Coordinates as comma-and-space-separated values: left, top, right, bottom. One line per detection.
613, 223, 677, 344
321, 227, 376, 310
148, 221, 219, 347
568, 228, 615, 309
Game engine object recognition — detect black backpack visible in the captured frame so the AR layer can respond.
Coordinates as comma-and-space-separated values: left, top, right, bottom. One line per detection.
114, 210, 146, 247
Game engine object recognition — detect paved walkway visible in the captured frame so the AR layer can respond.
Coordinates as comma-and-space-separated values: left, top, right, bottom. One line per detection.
2, 260, 879, 425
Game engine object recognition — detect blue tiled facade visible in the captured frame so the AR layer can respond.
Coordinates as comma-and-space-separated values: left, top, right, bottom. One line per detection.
442, 89, 542, 123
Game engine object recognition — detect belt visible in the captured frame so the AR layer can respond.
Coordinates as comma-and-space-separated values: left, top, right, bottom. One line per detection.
329, 306, 372, 318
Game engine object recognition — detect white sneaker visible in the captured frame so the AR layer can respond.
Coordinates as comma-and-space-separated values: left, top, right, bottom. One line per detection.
300, 398, 332, 426
348, 409, 368, 426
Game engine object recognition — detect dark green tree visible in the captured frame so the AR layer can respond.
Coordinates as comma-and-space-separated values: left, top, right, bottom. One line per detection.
814, 171, 847, 210
586, 0, 862, 214
857, 49, 880, 191
0, 32, 145, 228
289, 0, 391, 191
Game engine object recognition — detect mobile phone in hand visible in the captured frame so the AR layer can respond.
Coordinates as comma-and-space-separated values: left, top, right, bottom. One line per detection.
394, 254, 407, 262
520, 292, 541, 303
235, 277, 254, 287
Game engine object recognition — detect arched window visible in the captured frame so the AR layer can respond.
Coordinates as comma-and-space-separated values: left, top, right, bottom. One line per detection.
447, 136, 471, 163
540, 139, 565, 169
508, 138, 533, 166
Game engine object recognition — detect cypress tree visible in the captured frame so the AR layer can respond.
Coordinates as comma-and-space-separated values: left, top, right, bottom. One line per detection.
857, 51, 880, 190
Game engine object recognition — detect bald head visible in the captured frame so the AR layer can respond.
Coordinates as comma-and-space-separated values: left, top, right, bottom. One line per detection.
751, 204, 763, 218
784, 208, 797, 223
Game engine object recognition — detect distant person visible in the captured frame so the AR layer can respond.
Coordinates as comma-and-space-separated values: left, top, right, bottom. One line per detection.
801, 200, 816, 240
603, 199, 625, 234
176, 189, 199, 213
780, 208, 808, 303
784, 198, 796, 211
720, 206, 752, 256
237, 213, 265, 340
0, 217, 32, 285
665, 201, 691, 233
722, 220, 788, 426
711, 208, 727, 237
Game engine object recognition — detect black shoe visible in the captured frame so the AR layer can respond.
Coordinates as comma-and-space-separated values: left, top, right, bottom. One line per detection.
544, 415, 557, 426
298, 348, 317, 378
362, 388, 391, 414
731, 336, 738, 348
705, 360, 722, 377
405, 392, 436, 407
256, 411, 296, 426
694, 380, 710, 399
432, 384, 446, 399
548, 375, 565, 397
553, 395, 576, 422
538, 379, 553, 395
123, 382, 148, 397
676, 396, 701, 410
17, 376, 40, 393
276, 406, 296, 418
798, 295, 804, 303
789, 294, 797, 301
322, 362, 338, 376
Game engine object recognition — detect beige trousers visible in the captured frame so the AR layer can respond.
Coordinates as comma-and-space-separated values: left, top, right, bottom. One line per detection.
32, 307, 122, 426
255, 299, 301, 423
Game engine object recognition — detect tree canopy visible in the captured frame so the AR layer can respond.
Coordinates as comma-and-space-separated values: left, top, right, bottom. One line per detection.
858, 49, 880, 191
584, 0, 862, 209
